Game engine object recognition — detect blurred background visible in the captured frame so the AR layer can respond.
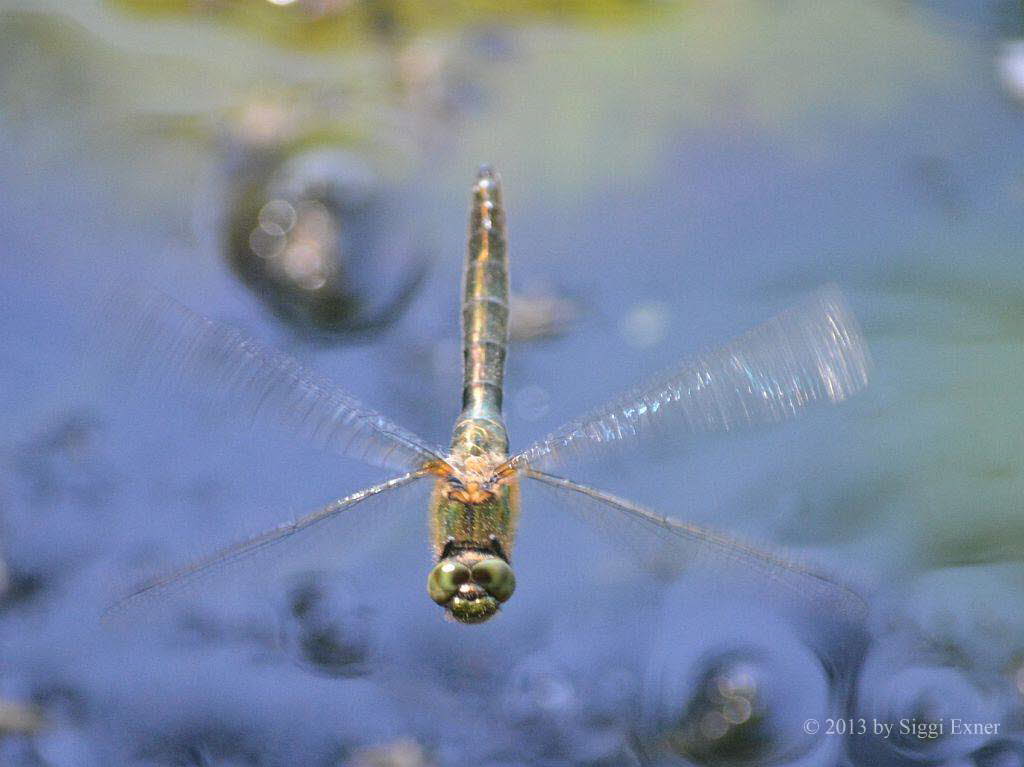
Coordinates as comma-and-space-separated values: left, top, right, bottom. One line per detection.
2, 1, 1024, 765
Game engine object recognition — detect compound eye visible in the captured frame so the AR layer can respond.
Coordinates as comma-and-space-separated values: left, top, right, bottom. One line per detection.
427, 561, 471, 605
471, 558, 516, 603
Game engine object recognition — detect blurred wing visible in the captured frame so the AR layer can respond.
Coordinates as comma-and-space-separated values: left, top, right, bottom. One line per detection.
524, 470, 866, 621
106, 472, 431, 619
507, 285, 869, 474
111, 286, 448, 474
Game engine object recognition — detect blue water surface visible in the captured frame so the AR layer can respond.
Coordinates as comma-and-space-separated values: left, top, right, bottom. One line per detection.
1, 1, 1023, 765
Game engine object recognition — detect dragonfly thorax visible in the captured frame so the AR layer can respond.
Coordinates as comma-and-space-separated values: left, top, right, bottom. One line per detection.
444, 480, 492, 505
438, 451, 513, 504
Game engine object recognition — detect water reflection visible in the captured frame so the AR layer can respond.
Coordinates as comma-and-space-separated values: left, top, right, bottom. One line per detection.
276, 571, 379, 678
225, 147, 429, 339
855, 653, 992, 763
974, 738, 1024, 767
3, 414, 115, 599
998, 41, 1024, 105
508, 291, 579, 341
503, 647, 639, 765
350, 738, 435, 767
664, 653, 781, 764
0, 699, 44, 736
640, 599, 837, 766
3, 0, 1024, 763
850, 567, 1024, 766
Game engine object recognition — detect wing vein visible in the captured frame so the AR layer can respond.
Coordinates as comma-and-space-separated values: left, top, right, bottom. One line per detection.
106, 471, 428, 619
524, 469, 867, 619
507, 285, 870, 474
109, 286, 448, 473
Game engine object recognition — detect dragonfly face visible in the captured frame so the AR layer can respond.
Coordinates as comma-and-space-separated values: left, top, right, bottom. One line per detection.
427, 549, 516, 624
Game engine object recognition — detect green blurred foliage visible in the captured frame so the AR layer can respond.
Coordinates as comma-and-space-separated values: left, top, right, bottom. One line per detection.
108, 0, 670, 50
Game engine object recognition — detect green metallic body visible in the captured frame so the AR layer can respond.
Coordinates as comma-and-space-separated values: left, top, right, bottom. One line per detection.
429, 479, 520, 560
430, 167, 520, 564
456, 165, 510, 450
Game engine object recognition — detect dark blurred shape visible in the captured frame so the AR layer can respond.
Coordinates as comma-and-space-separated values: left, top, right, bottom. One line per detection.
666, 653, 770, 763
0, 571, 43, 608
2, 413, 116, 603
644, 649, 820, 766
905, 154, 966, 220
226, 147, 429, 340
974, 738, 1024, 767
878, 667, 989, 761
137, 728, 259, 767
639, 594, 841, 767
504, 653, 579, 758
852, 641, 995, 765
12, 414, 113, 510
32, 685, 88, 727
0, 540, 7, 600
503, 650, 638, 765
276, 571, 377, 678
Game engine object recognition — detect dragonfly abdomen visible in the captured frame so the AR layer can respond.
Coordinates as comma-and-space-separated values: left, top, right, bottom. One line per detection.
459, 166, 510, 433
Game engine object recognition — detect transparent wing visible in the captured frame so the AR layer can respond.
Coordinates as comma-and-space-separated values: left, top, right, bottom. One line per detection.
106, 472, 431, 620
110, 285, 448, 474
507, 285, 870, 474
524, 470, 867, 621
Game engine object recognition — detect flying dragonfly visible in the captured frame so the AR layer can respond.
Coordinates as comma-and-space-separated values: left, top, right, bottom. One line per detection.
113, 167, 871, 624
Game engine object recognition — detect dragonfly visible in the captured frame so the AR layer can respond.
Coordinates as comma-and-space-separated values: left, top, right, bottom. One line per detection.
113, 167, 871, 624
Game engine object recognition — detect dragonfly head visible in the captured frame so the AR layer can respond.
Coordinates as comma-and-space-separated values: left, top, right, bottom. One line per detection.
427, 550, 516, 624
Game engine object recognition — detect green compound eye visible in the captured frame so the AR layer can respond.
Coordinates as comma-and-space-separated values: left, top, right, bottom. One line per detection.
471, 558, 516, 603
427, 561, 471, 605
